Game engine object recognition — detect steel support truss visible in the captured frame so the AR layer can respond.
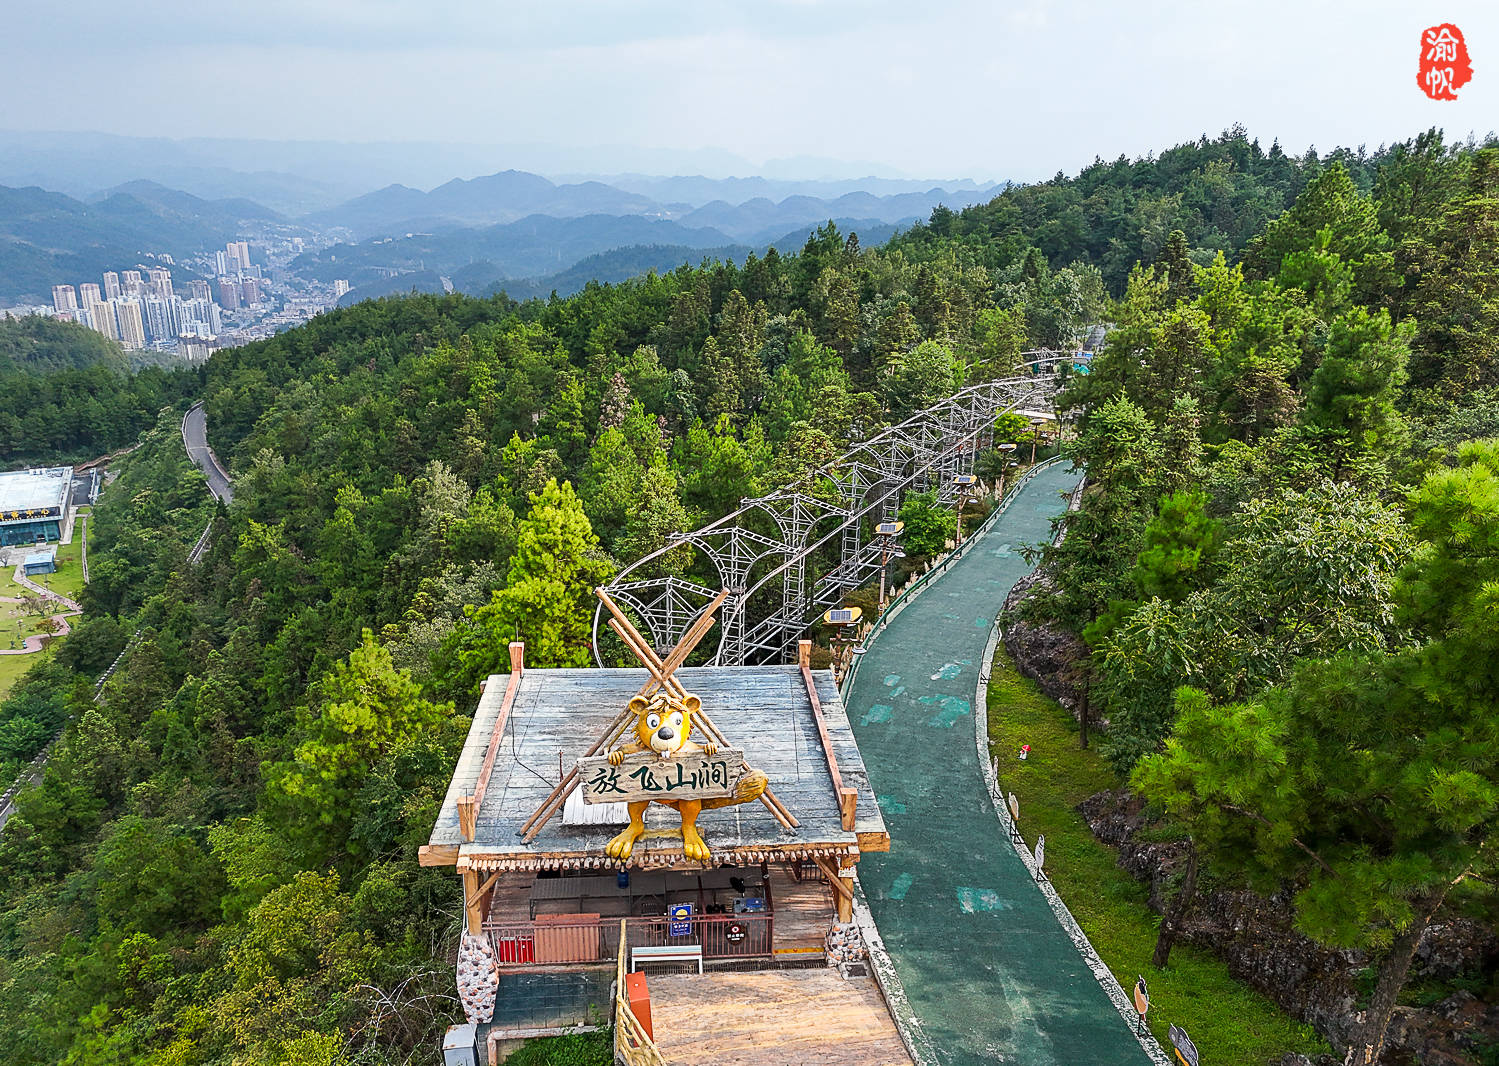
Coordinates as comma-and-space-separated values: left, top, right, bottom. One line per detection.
593, 352, 1074, 666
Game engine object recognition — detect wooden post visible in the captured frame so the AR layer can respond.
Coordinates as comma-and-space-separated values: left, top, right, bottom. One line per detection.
462, 869, 503, 936
838, 787, 858, 832
463, 869, 483, 935
837, 857, 856, 923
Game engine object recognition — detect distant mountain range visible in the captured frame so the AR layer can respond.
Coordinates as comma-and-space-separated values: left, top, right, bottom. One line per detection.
0, 151, 1005, 307
305, 169, 998, 241
0, 181, 282, 305
333, 218, 909, 307
0, 130, 1001, 214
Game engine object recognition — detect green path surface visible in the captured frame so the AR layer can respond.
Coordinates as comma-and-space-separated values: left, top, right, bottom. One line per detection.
851, 463, 1155, 1066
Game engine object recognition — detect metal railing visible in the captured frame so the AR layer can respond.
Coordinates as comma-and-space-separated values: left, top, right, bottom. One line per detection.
488, 911, 774, 967
840, 454, 1069, 701
594, 354, 1073, 666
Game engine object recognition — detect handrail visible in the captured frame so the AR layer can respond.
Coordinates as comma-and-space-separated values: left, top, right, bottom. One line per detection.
840, 455, 1069, 701
614, 919, 667, 1065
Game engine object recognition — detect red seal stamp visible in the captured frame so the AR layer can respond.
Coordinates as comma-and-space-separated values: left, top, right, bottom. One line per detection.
1418, 24, 1473, 101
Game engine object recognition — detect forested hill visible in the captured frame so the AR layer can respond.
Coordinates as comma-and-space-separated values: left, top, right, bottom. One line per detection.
0, 126, 1497, 1066
889, 126, 1394, 292
0, 317, 192, 464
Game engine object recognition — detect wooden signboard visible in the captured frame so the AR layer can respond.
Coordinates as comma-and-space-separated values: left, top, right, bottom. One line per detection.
578, 749, 746, 804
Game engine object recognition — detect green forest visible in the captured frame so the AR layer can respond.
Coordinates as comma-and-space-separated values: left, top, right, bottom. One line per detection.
0, 126, 1497, 1065
0, 316, 193, 465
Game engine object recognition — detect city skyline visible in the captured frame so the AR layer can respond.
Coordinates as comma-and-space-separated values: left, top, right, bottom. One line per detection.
32, 242, 351, 357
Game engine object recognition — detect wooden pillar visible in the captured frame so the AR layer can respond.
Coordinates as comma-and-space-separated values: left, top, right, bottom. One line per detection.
836, 857, 856, 924
463, 869, 483, 935
463, 869, 502, 936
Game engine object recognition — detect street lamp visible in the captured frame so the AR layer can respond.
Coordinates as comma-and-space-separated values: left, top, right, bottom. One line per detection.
952, 474, 977, 543
1028, 418, 1047, 466
996, 443, 1017, 497
822, 606, 864, 682
874, 520, 904, 616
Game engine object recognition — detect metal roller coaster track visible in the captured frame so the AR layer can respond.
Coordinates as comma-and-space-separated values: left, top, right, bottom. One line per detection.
592, 352, 1076, 667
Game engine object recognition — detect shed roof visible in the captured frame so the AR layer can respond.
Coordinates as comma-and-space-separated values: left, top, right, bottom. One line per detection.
424, 665, 888, 873
0, 467, 72, 518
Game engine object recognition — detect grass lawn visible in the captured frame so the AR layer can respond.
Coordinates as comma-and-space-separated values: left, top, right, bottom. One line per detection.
985, 648, 1329, 1065
45, 541, 85, 601
0, 650, 42, 700
502, 1029, 612, 1066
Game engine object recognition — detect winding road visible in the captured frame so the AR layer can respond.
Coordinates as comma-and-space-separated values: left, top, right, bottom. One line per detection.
848, 463, 1160, 1066
181, 402, 233, 504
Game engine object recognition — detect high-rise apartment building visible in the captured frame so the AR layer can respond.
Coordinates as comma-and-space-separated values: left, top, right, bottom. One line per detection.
179, 336, 215, 363
121, 270, 144, 296
102, 271, 121, 299
149, 267, 173, 300
241, 277, 262, 304
52, 285, 78, 313
87, 298, 118, 342
234, 241, 251, 269
114, 298, 146, 349
79, 283, 102, 304
333, 279, 351, 298
216, 277, 241, 310
215, 250, 230, 276
187, 279, 211, 301
142, 296, 179, 343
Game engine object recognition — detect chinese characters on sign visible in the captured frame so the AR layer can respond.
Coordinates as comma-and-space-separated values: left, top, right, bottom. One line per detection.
577, 749, 747, 804
1418, 24, 1472, 101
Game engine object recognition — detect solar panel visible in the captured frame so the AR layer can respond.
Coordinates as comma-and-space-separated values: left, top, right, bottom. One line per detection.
827, 609, 855, 624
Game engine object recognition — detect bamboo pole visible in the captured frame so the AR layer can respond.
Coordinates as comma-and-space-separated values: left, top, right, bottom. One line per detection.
599, 593, 799, 830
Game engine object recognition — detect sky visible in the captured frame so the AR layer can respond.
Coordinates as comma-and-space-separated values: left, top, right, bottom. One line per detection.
2, 0, 1497, 182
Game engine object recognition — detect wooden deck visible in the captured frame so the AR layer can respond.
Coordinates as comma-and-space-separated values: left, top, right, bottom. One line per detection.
770, 868, 833, 956
648, 970, 913, 1065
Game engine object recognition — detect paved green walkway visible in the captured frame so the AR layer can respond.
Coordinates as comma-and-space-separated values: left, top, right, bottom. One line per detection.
851, 464, 1154, 1066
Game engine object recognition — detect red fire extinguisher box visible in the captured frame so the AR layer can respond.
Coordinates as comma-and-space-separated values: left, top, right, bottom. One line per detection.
625, 972, 652, 1040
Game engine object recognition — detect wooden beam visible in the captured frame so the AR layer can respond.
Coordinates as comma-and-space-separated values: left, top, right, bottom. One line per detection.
799, 640, 855, 831
856, 832, 891, 854
520, 591, 727, 843
605, 600, 799, 830
460, 642, 526, 842
418, 843, 460, 867
815, 857, 851, 905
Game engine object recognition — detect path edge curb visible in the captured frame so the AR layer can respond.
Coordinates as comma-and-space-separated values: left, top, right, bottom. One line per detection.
974, 620, 1173, 1066
851, 874, 940, 1066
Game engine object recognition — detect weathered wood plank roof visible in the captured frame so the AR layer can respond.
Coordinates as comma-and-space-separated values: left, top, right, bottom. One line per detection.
427, 666, 888, 869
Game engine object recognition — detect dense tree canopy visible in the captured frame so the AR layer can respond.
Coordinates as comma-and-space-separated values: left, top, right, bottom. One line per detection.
1, 126, 1498, 1066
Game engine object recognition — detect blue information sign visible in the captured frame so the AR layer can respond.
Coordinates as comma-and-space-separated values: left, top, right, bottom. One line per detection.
669, 902, 693, 936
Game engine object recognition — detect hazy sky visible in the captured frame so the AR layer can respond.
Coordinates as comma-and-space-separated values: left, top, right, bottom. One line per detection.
3, 0, 1496, 180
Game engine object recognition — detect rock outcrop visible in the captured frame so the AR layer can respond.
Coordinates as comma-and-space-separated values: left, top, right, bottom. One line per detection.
1078, 788, 1499, 1064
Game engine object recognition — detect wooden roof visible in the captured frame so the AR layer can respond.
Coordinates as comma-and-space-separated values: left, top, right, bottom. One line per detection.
422, 665, 889, 873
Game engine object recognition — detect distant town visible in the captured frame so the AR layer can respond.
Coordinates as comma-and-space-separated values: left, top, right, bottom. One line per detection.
7, 236, 351, 360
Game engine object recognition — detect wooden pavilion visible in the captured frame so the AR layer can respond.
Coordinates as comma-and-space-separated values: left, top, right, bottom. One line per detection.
422, 594, 890, 1002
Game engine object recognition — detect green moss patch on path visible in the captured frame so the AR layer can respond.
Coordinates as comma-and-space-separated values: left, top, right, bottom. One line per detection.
985, 648, 1329, 1065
